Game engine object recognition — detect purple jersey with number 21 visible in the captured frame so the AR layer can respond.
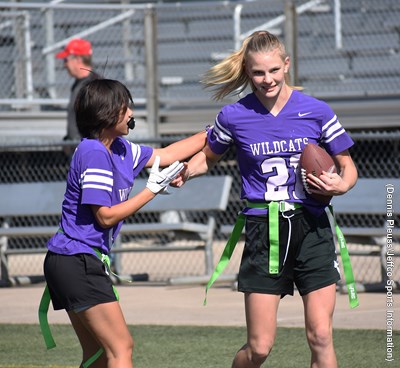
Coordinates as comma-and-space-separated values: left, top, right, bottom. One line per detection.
207, 90, 354, 216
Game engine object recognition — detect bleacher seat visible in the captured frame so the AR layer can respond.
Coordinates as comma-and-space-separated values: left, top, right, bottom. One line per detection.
0, 0, 399, 124
341, 32, 398, 54
352, 54, 400, 77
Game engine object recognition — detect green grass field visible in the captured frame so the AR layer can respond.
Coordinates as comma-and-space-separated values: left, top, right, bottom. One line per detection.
0, 324, 395, 367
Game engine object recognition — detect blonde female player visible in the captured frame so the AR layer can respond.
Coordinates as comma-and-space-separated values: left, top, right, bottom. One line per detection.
172, 31, 358, 368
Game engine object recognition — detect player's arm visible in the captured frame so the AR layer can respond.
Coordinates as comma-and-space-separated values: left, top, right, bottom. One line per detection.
145, 130, 207, 168
331, 149, 358, 193
187, 144, 221, 177
91, 189, 156, 228
92, 157, 184, 228
171, 143, 222, 187
308, 149, 358, 196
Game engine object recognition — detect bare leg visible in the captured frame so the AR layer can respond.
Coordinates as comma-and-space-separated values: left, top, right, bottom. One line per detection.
68, 311, 107, 367
232, 293, 280, 368
302, 284, 337, 368
68, 301, 133, 368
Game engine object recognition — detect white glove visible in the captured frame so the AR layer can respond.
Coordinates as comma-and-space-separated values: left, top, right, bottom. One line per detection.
146, 156, 184, 194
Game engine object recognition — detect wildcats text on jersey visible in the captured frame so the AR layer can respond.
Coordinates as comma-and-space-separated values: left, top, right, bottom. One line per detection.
118, 187, 132, 201
249, 137, 309, 156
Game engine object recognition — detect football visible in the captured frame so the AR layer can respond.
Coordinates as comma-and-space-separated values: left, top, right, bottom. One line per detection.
299, 143, 337, 204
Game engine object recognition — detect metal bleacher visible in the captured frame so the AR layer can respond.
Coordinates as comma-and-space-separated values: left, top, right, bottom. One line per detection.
0, 0, 399, 142
295, 0, 399, 98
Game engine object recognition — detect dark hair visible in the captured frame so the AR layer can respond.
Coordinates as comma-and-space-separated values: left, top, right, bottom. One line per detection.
75, 78, 133, 139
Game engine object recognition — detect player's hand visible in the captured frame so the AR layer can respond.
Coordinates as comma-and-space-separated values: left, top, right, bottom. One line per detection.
170, 163, 189, 188
306, 170, 345, 196
146, 156, 184, 194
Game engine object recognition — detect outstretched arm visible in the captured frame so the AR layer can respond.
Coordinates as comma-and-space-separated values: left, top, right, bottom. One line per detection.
146, 130, 208, 168
171, 143, 222, 187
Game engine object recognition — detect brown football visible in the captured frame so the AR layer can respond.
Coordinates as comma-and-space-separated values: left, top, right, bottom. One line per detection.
299, 143, 337, 204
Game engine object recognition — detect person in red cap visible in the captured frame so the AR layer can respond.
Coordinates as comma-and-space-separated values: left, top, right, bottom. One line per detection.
56, 38, 98, 143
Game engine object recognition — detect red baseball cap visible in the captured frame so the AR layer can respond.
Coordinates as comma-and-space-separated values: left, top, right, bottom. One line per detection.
55, 38, 92, 59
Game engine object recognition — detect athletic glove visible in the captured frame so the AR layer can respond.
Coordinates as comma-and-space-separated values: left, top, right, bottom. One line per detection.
146, 156, 184, 194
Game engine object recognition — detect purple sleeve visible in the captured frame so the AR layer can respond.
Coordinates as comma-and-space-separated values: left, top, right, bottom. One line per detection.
130, 142, 153, 176
80, 149, 113, 207
319, 104, 354, 155
323, 130, 354, 156
207, 110, 234, 155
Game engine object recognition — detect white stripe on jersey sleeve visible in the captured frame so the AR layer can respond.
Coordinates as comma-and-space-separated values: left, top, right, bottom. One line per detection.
214, 117, 233, 146
80, 168, 113, 189
321, 114, 337, 131
324, 129, 346, 144
83, 174, 113, 186
321, 115, 346, 144
82, 168, 113, 176
82, 183, 112, 192
129, 141, 142, 169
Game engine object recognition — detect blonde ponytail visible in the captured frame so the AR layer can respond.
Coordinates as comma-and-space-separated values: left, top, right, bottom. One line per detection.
201, 30, 301, 100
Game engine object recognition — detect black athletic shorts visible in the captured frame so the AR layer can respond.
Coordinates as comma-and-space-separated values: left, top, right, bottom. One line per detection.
44, 251, 117, 311
238, 207, 340, 297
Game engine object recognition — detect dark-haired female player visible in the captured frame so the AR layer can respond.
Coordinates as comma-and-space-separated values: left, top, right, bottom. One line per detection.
43, 78, 207, 367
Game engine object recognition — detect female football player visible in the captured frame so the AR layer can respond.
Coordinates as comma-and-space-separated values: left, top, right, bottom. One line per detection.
173, 31, 358, 368
43, 78, 207, 368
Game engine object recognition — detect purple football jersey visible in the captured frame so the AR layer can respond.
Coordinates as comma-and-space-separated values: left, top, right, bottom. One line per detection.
208, 90, 354, 216
47, 138, 152, 256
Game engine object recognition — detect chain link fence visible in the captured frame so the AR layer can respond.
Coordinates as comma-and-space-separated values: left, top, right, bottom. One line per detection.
1, 132, 399, 284
0, 0, 399, 285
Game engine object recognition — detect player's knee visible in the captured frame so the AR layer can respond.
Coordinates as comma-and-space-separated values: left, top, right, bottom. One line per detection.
125, 334, 134, 354
248, 339, 273, 365
307, 325, 332, 351
108, 334, 134, 361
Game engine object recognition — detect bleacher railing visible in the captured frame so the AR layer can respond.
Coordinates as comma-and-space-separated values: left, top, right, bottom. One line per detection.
1, 0, 399, 113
